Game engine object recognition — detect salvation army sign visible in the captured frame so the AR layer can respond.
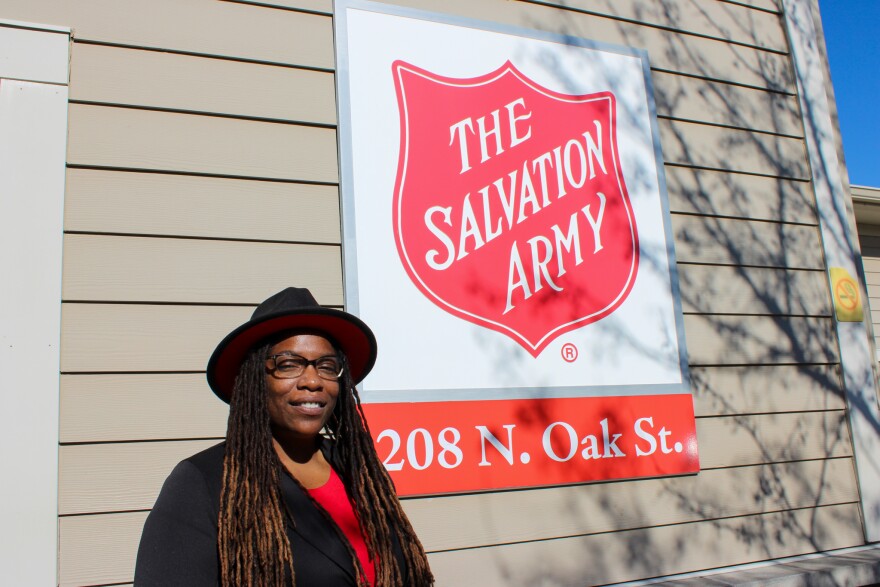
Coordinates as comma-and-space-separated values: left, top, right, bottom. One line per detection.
335, 0, 698, 496
392, 61, 638, 355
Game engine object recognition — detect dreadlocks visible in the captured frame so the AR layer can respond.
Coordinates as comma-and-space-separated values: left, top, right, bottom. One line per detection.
218, 343, 293, 586
218, 340, 434, 587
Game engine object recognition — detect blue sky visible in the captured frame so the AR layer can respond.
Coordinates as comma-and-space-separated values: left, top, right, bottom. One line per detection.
820, 1, 880, 187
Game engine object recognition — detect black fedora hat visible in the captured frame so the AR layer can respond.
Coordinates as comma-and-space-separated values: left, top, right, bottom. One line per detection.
207, 287, 377, 403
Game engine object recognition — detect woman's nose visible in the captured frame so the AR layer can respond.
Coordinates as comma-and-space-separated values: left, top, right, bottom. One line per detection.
296, 365, 323, 389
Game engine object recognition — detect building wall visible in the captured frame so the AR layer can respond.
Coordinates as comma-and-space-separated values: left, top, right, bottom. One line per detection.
854, 186, 880, 360
0, 0, 870, 585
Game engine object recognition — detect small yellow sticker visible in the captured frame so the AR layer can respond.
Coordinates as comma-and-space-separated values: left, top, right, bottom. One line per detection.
830, 267, 864, 322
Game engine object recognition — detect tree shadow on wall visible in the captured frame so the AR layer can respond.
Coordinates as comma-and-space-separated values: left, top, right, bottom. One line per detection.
408, 1, 880, 586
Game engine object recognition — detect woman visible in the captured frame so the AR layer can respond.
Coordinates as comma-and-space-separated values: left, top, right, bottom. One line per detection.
135, 287, 434, 586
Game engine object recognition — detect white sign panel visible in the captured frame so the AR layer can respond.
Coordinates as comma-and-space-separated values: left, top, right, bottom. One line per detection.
338, 1, 687, 403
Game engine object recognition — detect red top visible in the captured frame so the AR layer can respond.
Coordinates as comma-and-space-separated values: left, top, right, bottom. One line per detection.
308, 469, 376, 586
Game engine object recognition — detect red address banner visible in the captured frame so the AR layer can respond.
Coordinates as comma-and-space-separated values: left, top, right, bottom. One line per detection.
363, 394, 700, 496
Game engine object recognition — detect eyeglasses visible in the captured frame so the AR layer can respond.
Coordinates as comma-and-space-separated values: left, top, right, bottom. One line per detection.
265, 353, 344, 381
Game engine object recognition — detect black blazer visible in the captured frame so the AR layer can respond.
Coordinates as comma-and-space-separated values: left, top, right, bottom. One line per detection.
134, 442, 398, 586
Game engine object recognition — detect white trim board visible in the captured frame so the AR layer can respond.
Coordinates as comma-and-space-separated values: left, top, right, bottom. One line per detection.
0, 23, 70, 586
0, 20, 70, 84
782, 0, 880, 542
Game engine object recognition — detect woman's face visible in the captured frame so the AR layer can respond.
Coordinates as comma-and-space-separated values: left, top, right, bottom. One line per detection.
264, 333, 340, 444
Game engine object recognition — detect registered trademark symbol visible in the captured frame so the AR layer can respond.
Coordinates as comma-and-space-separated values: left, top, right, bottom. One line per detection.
561, 343, 578, 362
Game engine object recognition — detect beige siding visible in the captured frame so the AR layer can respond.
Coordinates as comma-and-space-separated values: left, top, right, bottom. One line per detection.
61, 304, 252, 373
60, 440, 220, 516
0, 0, 336, 69
71, 43, 799, 135
684, 315, 838, 364
80, 289, 858, 387
58, 364, 843, 444
672, 215, 823, 268
59, 307, 839, 375
60, 512, 148, 587
227, 0, 333, 14
64, 169, 341, 242
67, 104, 339, 182
227, 0, 784, 26
652, 71, 803, 136
427, 504, 862, 586
57, 411, 851, 516
524, 0, 788, 51
690, 364, 845, 416
398, 0, 795, 90
58, 454, 858, 582
407, 458, 857, 552
60, 374, 228, 443
4, 0, 792, 88
658, 119, 810, 178
69, 43, 338, 125
62, 235, 343, 303
2, 0, 857, 583
665, 167, 816, 223
678, 265, 830, 315
60, 504, 860, 586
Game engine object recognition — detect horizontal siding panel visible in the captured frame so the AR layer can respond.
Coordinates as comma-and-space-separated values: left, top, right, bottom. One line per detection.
59, 364, 845, 443
60, 440, 219, 515
62, 234, 342, 303
659, 120, 809, 178
70, 43, 337, 124
393, 0, 794, 91
62, 237, 815, 316
665, 167, 816, 224
64, 169, 341, 242
60, 374, 227, 443
2, 0, 334, 69
672, 216, 823, 269
68, 43, 797, 136
60, 433, 856, 531
67, 104, 338, 183
678, 265, 830, 316
728, 0, 779, 12
58, 504, 860, 587
60, 304, 252, 373
5, 0, 791, 90
425, 504, 862, 586
60, 307, 839, 373
228, 0, 332, 14
57, 412, 850, 516
862, 257, 880, 272
652, 71, 802, 136
691, 364, 844, 417
522, 0, 789, 51
405, 458, 856, 551
59, 511, 146, 587
683, 315, 839, 365
59, 368, 848, 442
697, 411, 851, 468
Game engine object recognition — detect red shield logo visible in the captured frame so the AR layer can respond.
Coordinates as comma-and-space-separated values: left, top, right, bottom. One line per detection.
392, 60, 639, 356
